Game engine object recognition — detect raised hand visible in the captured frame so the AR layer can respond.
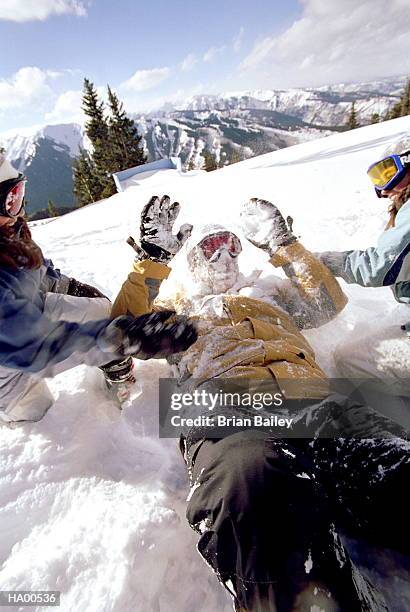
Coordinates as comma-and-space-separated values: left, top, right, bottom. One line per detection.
240, 198, 296, 256
128, 195, 193, 263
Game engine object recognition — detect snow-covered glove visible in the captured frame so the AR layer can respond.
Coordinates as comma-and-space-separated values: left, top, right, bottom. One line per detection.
240, 198, 296, 256
100, 310, 198, 360
128, 195, 193, 263
67, 277, 108, 299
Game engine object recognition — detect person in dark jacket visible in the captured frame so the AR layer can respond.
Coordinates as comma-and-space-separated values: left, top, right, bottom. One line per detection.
316, 137, 410, 398
0, 155, 197, 424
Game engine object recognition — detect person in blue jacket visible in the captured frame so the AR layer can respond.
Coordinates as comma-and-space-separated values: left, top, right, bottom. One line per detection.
0, 155, 197, 424
317, 136, 410, 397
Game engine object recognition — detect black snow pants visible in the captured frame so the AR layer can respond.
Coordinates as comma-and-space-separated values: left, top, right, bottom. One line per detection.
184, 424, 409, 611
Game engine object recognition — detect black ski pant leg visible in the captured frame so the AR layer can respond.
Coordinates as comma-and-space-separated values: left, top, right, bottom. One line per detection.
312, 437, 410, 555
185, 430, 378, 612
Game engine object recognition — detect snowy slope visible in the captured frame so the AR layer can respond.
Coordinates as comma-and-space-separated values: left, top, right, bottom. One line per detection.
1, 116, 410, 612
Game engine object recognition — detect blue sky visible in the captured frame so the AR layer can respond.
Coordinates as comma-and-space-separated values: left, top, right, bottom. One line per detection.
0, 0, 408, 132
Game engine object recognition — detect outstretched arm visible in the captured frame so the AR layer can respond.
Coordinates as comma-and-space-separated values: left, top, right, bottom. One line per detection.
110, 195, 192, 318
43, 259, 108, 298
240, 198, 348, 329
270, 242, 348, 329
315, 206, 410, 288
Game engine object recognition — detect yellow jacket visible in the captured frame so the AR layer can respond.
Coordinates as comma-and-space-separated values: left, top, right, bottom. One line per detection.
111, 242, 348, 399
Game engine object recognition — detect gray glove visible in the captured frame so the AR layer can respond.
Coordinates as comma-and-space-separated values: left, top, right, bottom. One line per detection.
128, 195, 193, 263
240, 198, 296, 256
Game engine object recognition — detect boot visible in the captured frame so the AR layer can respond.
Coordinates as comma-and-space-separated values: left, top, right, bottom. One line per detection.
100, 356, 137, 406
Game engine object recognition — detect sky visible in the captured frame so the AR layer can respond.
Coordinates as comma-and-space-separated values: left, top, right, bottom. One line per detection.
0, 0, 409, 132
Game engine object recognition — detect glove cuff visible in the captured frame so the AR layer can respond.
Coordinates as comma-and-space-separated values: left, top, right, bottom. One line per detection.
267, 235, 297, 258
127, 236, 173, 263
96, 316, 131, 355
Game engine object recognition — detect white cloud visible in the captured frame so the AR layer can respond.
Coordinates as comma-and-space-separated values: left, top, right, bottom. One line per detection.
0, 0, 87, 22
0, 67, 54, 111
45, 89, 84, 123
203, 46, 226, 63
121, 67, 171, 92
180, 53, 198, 72
239, 0, 410, 87
233, 27, 244, 53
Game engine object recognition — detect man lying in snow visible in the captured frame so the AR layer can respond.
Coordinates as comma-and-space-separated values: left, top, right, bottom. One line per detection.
112, 195, 409, 612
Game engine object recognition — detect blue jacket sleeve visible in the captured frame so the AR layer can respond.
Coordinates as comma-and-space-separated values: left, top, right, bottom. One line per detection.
42, 259, 71, 294
0, 289, 117, 374
317, 203, 410, 288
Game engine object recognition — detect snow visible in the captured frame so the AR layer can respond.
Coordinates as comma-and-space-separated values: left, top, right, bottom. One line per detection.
1, 116, 410, 611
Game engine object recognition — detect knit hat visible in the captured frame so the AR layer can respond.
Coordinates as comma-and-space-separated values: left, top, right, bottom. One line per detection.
0, 154, 19, 183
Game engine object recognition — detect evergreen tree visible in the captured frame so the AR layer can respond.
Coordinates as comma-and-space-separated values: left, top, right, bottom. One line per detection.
73, 149, 102, 206
73, 79, 147, 205
47, 200, 59, 218
387, 78, 410, 120
401, 79, 410, 116
82, 78, 109, 144
230, 148, 243, 165
370, 113, 380, 124
107, 86, 146, 172
346, 101, 359, 130
187, 157, 196, 171
80, 78, 113, 198
203, 150, 218, 172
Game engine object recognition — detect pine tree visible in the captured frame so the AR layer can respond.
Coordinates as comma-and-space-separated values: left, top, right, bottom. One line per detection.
187, 157, 196, 171
82, 78, 109, 144
47, 200, 59, 217
387, 78, 410, 120
346, 101, 359, 130
80, 79, 113, 198
230, 148, 243, 165
370, 113, 380, 124
73, 79, 148, 205
73, 149, 102, 206
389, 100, 402, 119
400, 78, 410, 116
107, 86, 146, 173
203, 150, 218, 172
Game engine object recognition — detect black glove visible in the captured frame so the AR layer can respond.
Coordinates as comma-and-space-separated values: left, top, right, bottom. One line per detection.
112, 310, 198, 360
128, 195, 193, 263
240, 198, 296, 256
67, 277, 108, 299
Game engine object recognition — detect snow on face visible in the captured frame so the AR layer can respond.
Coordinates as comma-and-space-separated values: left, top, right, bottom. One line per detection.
184, 225, 242, 296
187, 244, 240, 296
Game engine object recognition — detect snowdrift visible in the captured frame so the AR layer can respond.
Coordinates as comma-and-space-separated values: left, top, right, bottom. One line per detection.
1, 116, 409, 612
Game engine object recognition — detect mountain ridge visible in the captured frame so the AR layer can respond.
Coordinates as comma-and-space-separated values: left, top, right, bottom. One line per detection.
0, 75, 406, 215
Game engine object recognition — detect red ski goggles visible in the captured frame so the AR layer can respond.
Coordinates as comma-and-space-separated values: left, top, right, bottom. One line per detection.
0, 174, 27, 218
198, 232, 242, 260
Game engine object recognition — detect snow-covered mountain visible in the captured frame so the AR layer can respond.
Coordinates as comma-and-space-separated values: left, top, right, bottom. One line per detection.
182, 76, 406, 125
0, 76, 406, 215
0, 123, 87, 214
1, 115, 410, 612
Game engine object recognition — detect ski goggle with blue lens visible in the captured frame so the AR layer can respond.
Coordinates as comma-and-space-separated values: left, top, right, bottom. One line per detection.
367, 150, 410, 197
